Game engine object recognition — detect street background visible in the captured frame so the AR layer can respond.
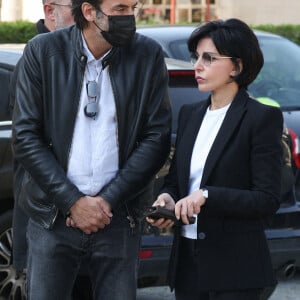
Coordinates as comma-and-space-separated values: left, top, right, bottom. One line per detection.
137, 270, 300, 300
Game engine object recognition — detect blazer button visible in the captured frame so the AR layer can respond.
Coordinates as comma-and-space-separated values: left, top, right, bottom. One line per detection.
198, 232, 206, 240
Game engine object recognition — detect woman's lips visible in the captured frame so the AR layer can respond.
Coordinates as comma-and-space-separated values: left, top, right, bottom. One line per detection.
195, 76, 205, 83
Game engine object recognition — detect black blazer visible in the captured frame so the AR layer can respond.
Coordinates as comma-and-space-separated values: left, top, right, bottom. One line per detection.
163, 88, 283, 291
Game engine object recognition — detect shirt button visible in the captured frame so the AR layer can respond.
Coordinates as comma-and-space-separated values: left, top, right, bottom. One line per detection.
198, 232, 206, 240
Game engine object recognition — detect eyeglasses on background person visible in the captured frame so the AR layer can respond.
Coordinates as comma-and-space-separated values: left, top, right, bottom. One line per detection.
50, 2, 72, 8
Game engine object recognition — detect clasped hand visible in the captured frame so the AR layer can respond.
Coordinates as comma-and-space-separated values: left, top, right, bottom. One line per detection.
147, 190, 206, 228
66, 195, 112, 234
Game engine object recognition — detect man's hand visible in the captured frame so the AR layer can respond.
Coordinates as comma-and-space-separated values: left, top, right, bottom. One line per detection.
146, 193, 175, 229
66, 195, 112, 234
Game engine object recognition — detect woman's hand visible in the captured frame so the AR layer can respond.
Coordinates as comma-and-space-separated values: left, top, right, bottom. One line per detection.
146, 193, 175, 229
175, 189, 206, 224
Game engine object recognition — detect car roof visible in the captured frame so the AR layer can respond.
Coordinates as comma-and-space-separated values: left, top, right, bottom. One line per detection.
137, 25, 288, 62
137, 25, 285, 46
165, 57, 193, 70
137, 25, 195, 43
0, 43, 26, 51
137, 24, 283, 37
0, 44, 24, 67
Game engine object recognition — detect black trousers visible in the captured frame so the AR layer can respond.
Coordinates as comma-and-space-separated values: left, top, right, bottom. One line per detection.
174, 237, 264, 300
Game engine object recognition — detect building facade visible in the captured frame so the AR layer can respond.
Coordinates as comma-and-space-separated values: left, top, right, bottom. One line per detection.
0, 0, 300, 25
216, 0, 300, 25
141, 0, 217, 23
0, 0, 43, 22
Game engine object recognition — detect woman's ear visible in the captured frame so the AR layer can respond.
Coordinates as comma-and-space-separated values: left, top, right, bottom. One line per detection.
230, 59, 243, 77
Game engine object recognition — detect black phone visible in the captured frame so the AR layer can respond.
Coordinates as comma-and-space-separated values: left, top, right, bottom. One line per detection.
143, 206, 195, 224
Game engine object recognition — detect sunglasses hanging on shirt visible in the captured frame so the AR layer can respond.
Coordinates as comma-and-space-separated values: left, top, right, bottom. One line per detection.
84, 80, 98, 119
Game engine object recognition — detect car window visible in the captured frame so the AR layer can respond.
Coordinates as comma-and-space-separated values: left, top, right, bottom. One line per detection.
169, 40, 190, 61
169, 87, 206, 134
0, 64, 13, 121
168, 68, 209, 135
248, 36, 300, 109
0, 49, 22, 121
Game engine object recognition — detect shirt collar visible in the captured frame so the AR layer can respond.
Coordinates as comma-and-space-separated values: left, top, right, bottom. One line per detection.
81, 33, 111, 65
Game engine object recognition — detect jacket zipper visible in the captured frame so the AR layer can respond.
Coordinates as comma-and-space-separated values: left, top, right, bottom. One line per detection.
109, 65, 136, 235
49, 56, 86, 227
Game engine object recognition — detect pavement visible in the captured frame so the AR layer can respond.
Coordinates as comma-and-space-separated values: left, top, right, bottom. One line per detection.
137, 271, 300, 300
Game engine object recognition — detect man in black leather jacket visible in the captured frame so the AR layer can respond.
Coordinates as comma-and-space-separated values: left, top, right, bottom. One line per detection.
12, 0, 171, 299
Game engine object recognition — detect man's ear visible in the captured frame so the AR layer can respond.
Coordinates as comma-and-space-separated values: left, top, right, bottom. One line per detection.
44, 4, 55, 22
81, 2, 98, 22
43, 3, 56, 31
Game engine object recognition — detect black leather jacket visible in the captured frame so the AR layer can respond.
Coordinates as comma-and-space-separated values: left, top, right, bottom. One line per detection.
12, 25, 171, 228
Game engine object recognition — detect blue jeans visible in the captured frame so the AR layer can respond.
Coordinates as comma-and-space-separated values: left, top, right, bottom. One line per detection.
26, 213, 141, 300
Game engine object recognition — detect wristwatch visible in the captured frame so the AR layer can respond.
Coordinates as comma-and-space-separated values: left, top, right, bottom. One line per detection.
202, 188, 208, 199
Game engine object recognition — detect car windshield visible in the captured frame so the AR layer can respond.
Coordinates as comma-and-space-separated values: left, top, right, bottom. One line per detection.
169, 39, 191, 61
248, 35, 300, 109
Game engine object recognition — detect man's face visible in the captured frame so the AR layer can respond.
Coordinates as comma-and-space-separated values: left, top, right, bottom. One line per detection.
53, 1, 74, 30
100, 0, 139, 15
95, 0, 139, 31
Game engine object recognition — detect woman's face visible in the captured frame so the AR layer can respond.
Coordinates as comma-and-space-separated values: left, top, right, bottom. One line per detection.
193, 37, 237, 93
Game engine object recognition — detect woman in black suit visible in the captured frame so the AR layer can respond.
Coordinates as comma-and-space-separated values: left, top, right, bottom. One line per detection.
147, 18, 283, 300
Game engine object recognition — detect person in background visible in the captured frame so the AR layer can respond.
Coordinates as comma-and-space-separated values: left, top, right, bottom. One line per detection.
147, 18, 283, 300
10, 0, 74, 285
12, 0, 171, 299
37, 0, 74, 32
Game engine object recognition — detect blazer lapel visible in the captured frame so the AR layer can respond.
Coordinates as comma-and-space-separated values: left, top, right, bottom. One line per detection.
179, 100, 210, 196
200, 90, 248, 186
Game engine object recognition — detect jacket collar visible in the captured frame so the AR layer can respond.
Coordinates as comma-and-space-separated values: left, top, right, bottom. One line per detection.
71, 26, 118, 70
180, 101, 209, 195
200, 88, 249, 185
179, 88, 249, 193
36, 19, 50, 34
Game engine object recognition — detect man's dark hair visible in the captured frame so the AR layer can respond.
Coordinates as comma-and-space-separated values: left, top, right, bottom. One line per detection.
187, 18, 264, 89
71, 0, 102, 30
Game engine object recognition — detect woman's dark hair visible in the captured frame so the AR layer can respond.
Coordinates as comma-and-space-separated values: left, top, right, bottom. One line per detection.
187, 18, 264, 88
71, 0, 102, 30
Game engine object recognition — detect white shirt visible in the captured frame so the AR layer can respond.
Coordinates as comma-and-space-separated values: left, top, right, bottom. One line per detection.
67, 36, 119, 196
181, 103, 230, 239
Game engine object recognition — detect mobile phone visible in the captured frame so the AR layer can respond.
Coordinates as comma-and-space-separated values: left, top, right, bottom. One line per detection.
144, 206, 195, 224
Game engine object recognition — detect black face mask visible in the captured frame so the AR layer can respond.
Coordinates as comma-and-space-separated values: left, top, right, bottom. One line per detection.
94, 10, 136, 47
